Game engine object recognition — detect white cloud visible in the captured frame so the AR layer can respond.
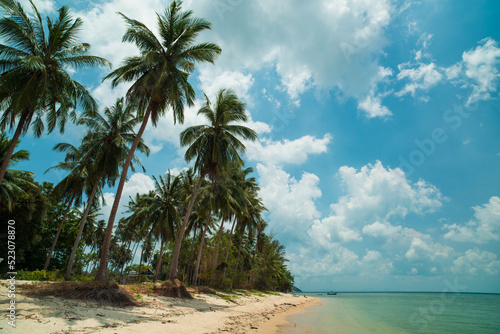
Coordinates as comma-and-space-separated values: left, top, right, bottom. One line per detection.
289, 245, 394, 281
308, 161, 444, 245
396, 62, 443, 97
246, 134, 332, 165
358, 94, 392, 118
452, 248, 500, 276
405, 237, 454, 262
198, 66, 255, 103
184, 0, 394, 113
362, 221, 402, 238
20, 0, 54, 14
445, 63, 462, 80
443, 196, 500, 244
462, 38, 500, 105
91, 81, 131, 110
75, 0, 164, 67
257, 163, 322, 236
357, 66, 393, 118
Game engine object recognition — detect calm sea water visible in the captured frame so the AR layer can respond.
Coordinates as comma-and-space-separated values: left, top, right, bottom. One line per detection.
279, 292, 500, 334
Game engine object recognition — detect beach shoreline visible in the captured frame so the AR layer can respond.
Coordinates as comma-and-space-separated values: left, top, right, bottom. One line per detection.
0, 280, 320, 333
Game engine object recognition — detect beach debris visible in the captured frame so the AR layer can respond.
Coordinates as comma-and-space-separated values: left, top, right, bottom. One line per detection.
20, 281, 138, 307
153, 279, 193, 299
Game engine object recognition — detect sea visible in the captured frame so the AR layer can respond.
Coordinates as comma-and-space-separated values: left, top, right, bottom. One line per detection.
278, 292, 500, 333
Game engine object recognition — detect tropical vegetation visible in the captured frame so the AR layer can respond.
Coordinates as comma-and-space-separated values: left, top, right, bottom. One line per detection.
0, 0, 294, 293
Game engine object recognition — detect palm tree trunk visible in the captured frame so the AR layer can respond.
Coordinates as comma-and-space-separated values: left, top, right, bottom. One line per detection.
185, 225, 198, 284
210, 219, 225, 285
119, 238, 134, 283
169, 172, 204, 280
154, 239, 165, 283
65, 177, 100, 280
193, 214, 210, 286
0, 112, 28, 184
95, 107, 152, 281
137, 241, 145, 283
223, 217, 237, 278
43, 194, 75, 270
235, 238, 242, 271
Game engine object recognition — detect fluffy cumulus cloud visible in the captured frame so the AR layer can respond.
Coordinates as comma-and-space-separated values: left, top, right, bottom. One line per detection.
75, 0, 165, 67
443, 196, 500, 244
461, 38, 500, 105
246, 134, 332, 165
198, 66, 255, 103
358, 94, 392, 118
257, 163, 322, 237
289, 245, 394, 282
452, 248, 500, 276
308, 161, 444, 246
184, 0, 394, 109
291, 161, 451, 281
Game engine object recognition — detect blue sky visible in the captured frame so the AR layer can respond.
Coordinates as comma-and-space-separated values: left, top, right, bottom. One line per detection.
10, 0, 500, 292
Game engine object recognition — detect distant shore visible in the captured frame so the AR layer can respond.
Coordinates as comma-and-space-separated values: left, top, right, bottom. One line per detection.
0, 280, 320, 333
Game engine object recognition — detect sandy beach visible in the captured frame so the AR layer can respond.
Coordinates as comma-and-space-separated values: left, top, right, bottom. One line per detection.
0, 280, 319, 334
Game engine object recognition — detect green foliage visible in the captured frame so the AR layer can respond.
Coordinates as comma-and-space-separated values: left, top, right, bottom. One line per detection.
250, 234, 293, 292
0, 0, 111, 137
13, 269, 63, 281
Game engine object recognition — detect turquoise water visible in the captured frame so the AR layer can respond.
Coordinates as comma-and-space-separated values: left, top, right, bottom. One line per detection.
279, 292, 500, 333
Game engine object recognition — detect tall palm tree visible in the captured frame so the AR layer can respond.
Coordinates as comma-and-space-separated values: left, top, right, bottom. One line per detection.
0, 131, 35, 211
63, 98, 149, 279
95, 1, 221, 281
171, 88, 257, 280
0, 0, 111, 184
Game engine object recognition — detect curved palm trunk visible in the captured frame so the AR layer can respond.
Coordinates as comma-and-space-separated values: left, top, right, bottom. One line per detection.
0, 112, 28, 184
193, 214, 210, 286
43, 194, 76, 270
153, 239, 165, 283
169, 172, 204, 280
95, 108, 152, 281
223, 218, 237, 278
210, 219, 225, 285
65, 178, 100, 280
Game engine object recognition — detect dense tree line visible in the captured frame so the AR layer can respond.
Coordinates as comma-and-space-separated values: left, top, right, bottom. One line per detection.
0, 0, 293, 291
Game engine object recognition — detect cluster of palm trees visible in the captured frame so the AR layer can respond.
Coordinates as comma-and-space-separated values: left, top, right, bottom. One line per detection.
0, 0, 294, 290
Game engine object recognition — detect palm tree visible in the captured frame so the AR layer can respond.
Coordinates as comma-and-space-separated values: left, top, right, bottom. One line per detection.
0, 131, 35, 211
95, 0, 221, 281
171, 88, 257, 280
223, 166, 264, 279
43, 154, 86, 270
148, 172, 181, 282
0, 0, 111, 184
63, 98, 149, 279
191, 182, 217, 285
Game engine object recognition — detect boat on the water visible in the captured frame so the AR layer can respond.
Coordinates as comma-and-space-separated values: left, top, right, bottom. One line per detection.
327, 291, 337, 295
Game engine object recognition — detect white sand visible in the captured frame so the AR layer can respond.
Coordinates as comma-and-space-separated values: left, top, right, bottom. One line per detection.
0, 280, 319, 334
